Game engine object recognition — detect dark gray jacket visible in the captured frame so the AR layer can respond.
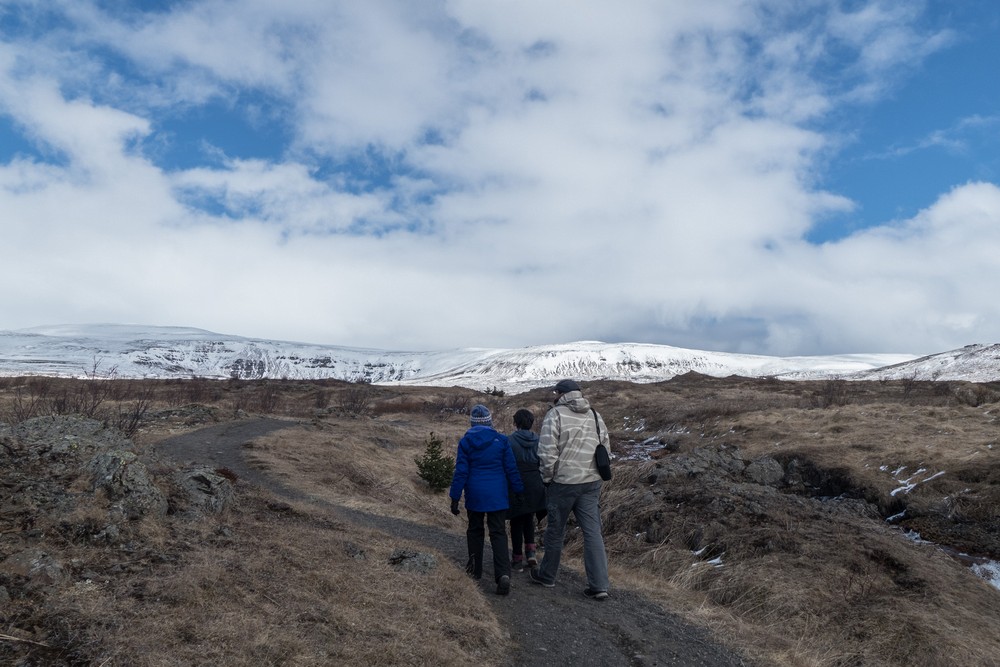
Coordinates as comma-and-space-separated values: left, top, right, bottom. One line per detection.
507, 429, 547, 517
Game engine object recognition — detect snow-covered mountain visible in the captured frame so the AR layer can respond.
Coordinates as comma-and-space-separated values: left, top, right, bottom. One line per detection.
847, 344, 1000, 383
0, 324, 992, 393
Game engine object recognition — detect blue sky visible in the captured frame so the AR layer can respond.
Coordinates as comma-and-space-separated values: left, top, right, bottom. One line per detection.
1, 1, 999, 356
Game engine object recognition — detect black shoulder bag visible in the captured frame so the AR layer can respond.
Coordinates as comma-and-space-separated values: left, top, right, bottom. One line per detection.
591, 408, 612, 481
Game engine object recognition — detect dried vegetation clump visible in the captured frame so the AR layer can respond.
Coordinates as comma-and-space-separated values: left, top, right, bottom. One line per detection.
1, 374, 1000, 665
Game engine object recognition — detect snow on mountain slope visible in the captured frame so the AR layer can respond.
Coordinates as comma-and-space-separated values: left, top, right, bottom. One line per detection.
391, 341, 918, 393
0, 324, 478, 384
847, 344, 1000, 383
1, 323, 989, 393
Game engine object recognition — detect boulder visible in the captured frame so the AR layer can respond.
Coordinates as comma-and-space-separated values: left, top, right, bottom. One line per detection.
744, 456, 785, 487
0, 548, 67, 588
388, 548, 437, 574
173, 467, 235, 514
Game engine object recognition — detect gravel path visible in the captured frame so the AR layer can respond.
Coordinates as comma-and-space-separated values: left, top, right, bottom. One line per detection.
155, 418, 753, 667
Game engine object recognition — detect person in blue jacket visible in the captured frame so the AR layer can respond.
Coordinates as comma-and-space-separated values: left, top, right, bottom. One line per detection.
449, 404, 524, 595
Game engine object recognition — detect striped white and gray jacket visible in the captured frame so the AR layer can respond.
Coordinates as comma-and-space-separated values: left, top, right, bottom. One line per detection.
538, 391, 610, 485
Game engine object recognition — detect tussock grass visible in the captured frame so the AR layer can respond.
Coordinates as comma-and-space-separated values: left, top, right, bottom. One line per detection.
22, 489, 506, 666
4, 375, 1000, 665
244, 419, 466, 527
584, 378, 1000, 666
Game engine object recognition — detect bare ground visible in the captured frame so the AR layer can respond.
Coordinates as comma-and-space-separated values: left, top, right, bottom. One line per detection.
153, 417, 752, 667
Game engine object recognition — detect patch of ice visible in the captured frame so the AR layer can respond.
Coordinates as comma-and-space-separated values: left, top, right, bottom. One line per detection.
885, 510, 906, 523
885, 467, 945, 495
901, 530, 931, 545
622, 416, 647, 433
970, 561, 1000, 592
691, 553, 725, 569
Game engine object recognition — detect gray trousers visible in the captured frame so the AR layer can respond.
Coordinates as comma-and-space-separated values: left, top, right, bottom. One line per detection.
536, 479, 609, 592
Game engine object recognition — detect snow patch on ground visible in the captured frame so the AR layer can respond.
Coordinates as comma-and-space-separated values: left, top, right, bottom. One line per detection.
897, 530, 999, 592
971, 561, 1000, 592
879, 464, 945, 496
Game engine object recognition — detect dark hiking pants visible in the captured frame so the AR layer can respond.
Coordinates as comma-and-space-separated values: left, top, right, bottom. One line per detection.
509, 513, 535, 557
466, 509, 510, 582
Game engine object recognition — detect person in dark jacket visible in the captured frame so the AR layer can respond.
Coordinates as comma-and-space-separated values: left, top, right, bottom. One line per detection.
449, 404, 525, 595
506, 408, 547, 571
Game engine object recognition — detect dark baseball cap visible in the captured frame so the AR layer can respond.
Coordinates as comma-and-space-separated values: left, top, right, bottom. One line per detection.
552, 379, 581, 393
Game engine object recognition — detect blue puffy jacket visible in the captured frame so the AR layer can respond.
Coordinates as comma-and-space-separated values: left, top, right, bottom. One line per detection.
449, 425, 524, 512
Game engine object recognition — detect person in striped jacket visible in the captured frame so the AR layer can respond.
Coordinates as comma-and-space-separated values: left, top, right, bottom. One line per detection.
528, 380, 611, 600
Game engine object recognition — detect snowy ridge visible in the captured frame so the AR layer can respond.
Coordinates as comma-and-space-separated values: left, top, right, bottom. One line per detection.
847, 344, 1000, 383
0, 324, 994, 393
0, 325, 478, 385
392, 341, 918, 393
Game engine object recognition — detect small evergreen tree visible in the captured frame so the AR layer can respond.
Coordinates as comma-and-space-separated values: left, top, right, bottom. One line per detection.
414, 432, 454, 493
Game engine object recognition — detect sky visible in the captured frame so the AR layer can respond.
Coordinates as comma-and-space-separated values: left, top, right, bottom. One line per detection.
1, 0, 999, 356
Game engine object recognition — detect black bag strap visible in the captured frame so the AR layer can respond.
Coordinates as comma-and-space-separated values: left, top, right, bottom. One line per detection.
591, 408, 601, 448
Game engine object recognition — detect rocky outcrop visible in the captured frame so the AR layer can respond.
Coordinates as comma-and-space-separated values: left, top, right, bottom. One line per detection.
650, 444, 864, 498
0, 415, 232, 543
87, 450, 168, 519
652, 444, 784, 486
0, 548, 67, 590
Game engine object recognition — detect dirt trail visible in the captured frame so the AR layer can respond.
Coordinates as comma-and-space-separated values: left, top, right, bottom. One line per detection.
155, 419, 752, 667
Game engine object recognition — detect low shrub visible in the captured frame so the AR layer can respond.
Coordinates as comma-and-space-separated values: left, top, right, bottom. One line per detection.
414, 432, 454, 493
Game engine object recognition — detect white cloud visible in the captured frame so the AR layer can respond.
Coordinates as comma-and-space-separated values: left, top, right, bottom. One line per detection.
867, 114, 1000, 160
1, 1, 997, 354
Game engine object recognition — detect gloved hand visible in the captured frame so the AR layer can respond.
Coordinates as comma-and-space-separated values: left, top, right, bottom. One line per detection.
450, 498, 460, 515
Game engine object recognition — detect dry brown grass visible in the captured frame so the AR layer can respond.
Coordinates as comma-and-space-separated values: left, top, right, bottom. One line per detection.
306, 374, 1000, 666
119, 495, 505, 667
244, 419, 462, 526
4, 375, 1000, 665
582, 376, 1000, 666
6, 485, 506, 666
1, 378, 513, 666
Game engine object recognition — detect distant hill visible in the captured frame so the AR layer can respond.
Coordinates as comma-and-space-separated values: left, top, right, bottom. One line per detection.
4, 324, 995, 392
847, 344, 1000, 383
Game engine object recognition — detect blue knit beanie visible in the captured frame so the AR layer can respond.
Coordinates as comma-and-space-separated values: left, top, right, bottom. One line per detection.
470, 404, 492, 426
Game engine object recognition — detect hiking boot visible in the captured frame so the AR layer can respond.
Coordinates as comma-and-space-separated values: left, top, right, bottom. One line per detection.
512, 555, 524, 572
583, 588, 609, 601
525, 545, 537, 567
528, 568, 554, 588
496, 575, 511, 595
465, 556, 481, 580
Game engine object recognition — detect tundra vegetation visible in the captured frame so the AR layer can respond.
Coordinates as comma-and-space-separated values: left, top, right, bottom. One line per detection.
1, 374, 999, 665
